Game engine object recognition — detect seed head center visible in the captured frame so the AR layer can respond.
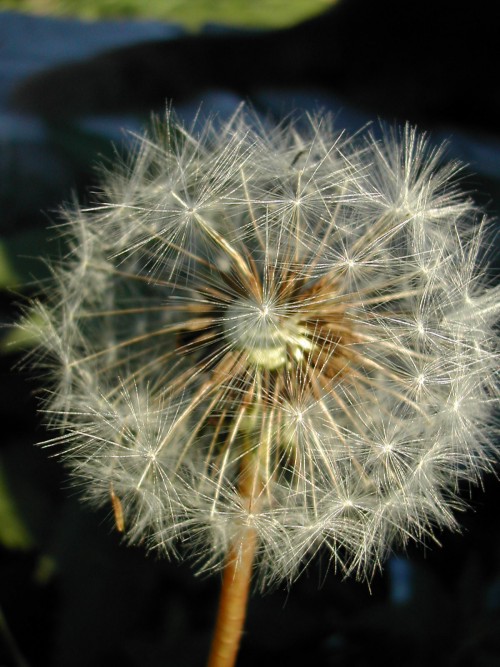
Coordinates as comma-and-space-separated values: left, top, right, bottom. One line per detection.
224, 297, 311, 370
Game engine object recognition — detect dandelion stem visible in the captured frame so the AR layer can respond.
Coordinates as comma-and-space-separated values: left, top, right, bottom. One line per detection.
206, 526, 257, 667
207, 453, 260, 667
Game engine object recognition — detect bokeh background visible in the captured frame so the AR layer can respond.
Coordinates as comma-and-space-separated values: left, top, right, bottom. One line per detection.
1, 2, 500, 665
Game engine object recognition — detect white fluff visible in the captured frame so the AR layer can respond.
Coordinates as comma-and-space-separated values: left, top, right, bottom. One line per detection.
23, 107, 500, 586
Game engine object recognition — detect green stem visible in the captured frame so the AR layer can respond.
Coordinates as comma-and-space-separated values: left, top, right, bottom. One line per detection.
0, 603, 31, 667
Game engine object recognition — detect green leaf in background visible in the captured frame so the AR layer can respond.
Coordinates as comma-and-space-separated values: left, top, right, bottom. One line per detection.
0, 458, 34, 550
1, 0, 336, 28
0, 230, 54, 292
0, 240, 20, 290
0, 309, 46, 354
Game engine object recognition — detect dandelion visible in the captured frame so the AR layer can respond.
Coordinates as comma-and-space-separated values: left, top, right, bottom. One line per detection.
23, 107, 499, 666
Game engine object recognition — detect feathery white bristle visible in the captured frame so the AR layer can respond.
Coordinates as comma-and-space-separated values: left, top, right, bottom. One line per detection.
23, 107, 499, 587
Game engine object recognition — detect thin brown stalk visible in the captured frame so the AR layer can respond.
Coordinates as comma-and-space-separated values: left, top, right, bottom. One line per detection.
206, 527, 257, 667
207, 454, 260, 667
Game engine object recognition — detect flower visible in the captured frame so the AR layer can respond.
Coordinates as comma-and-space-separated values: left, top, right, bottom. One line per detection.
24, 107, 500, 586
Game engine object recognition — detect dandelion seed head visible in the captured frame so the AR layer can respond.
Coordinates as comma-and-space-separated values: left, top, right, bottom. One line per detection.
23, 107, 500, 587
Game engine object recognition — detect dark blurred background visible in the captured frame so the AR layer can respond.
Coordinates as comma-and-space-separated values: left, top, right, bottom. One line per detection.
1, 2, 500, 665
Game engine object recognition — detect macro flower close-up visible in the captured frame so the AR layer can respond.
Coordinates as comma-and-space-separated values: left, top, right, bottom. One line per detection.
24, 108, 499, 590
4, 2, 500, 664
